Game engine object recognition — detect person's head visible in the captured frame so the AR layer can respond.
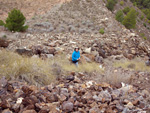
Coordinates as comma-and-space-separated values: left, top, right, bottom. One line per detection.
74, 47, 79, 52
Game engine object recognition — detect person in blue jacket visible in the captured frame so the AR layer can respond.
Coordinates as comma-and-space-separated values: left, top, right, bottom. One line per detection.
72, 47, 80, 67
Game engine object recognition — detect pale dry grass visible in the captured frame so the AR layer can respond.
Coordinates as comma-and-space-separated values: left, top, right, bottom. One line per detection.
0, 50, 103, 86
51, 55, 103, 74
114, 57, 150, 72
0, 50, 55, 86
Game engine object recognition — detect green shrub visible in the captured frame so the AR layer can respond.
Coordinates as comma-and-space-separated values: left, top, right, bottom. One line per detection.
147, 13, 150, 20
123, 8, 137, 29
106, 0, 117, 11
143, 36, 147, 40
115, 10, 124, 23
120, 1, 124, 6
148, 20, 150, 24
0, 20, 4, 26
140, 15, 144, 20
4, 9, 28, 32
123, 7, 130, 14
143, 23, 147, 27
99, 28, 105, 34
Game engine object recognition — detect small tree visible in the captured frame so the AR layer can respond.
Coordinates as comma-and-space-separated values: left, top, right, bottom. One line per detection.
115, 10, 124, 23
123, 8, 137, 29
123, 7, 130, 14
4, 9, 28, 32
106, 0, 117, 11
0, 20, 4, 26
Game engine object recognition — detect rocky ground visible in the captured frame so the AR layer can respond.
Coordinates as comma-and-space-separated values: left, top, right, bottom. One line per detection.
0, 72, 150, 113
0, 0, 150, 112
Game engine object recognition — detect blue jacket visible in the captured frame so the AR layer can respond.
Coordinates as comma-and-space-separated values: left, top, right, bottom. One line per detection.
72, 51, 80, 61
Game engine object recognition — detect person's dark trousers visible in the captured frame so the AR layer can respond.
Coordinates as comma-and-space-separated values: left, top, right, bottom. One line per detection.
72, 60, 78, 67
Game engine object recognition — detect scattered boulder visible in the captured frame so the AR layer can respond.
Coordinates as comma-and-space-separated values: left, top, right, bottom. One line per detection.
15, 48, 33, 56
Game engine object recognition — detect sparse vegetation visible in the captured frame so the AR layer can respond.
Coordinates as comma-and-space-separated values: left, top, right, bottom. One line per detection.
115, 10, 124, 23
143, 36, 147, 40
4, 9, 28, 32
139, 33, 147, 40
123, 8, 137, 29
99, 28, 105, 34
123, 7, 130, 14
140, 32, 145, 37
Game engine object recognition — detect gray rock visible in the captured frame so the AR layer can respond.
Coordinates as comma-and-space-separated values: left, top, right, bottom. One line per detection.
95, 55, 103, 63
97, 90, 112, 102
46, 54, 54, 59
66, 75, 75, 81
62, 101, 74, 112
58, 27, 65, 33
68, 25, 76, 32
34, 22, 52, 28
145, 60, 150, 66
79, 28, 86, 33
47, 26, 54, 32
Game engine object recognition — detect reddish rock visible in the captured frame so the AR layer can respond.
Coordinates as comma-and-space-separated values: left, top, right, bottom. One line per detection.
22, 86, 33, 95
0, 38, 9, 48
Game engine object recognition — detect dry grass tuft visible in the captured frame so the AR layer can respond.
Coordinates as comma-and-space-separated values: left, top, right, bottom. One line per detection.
0, 50, 55, 86
114, 57, 150, 72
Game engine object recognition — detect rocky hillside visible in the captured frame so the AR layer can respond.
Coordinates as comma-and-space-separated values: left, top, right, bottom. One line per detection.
0, 71, 150, 113
0, 0, 150, 112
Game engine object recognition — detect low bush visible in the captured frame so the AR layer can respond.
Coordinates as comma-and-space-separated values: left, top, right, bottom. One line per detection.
0, 20, 4, 26
99, 28, 105, 34
143, 23, 147, 27
115, 10, 124, 23
106, 0, 117, 11
123, 7, 130, 14
120, 1, 124, 6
